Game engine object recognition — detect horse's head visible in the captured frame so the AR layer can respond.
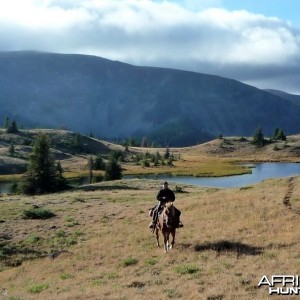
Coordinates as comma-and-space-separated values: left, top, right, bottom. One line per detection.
163, 202, 176, 227
164, 201, 174, 213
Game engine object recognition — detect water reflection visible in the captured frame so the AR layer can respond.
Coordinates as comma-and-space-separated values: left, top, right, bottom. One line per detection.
126, 163, 300, 188
1, 163, 300, 192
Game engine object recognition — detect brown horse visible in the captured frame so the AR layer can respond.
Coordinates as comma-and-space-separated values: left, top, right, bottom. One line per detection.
155, 202, 177, 252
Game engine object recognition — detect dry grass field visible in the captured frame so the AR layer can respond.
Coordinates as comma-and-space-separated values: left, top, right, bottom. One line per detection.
1, 177, 300, 299
2, 130, 300, 299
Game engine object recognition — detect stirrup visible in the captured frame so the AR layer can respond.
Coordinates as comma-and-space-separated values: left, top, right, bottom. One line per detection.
149, 223, 154, 228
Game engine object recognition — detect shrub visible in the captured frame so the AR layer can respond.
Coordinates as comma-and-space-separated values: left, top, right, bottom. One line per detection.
60, 273, 74, 280
25, 235, 41, 243
141, 159, 150, 167
175, 185, 184, 193
22, 207, 55, 219
28, 283, 48, 294
174, 264, 199, 275
144, 258, 158, 266
121, 257, 138, 267
0, 245, 16, 258
9, 182, 19, 194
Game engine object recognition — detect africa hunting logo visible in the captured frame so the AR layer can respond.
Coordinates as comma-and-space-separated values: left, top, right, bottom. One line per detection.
258, 275, 300, 295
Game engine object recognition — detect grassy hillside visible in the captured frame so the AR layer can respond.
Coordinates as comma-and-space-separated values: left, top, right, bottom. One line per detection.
1, 178, 300, 299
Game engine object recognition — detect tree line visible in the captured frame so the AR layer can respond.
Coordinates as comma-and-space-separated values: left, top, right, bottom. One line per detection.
252, 127, 286, 147
11, 135, 123, 195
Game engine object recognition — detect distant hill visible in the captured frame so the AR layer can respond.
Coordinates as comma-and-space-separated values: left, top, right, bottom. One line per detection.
1, 51, 300, 146
264, 89, 300, 106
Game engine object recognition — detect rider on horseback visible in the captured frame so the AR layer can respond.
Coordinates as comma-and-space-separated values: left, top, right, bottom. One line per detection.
149, 181, 184, 229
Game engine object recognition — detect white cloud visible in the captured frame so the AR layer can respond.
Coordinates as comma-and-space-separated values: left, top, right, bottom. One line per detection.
0, 0, 300, 93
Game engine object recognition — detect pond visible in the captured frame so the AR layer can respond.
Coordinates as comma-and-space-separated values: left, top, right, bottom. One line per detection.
1, 162, 300, 193
126, 162, 300, 188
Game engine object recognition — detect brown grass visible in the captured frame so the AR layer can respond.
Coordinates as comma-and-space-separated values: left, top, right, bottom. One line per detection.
1, 177, 300, 299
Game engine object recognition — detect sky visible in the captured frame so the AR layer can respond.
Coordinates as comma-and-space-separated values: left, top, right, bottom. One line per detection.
0, 0, 300, 94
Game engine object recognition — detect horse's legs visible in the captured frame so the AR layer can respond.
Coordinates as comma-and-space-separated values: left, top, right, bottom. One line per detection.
155, 228, 160, 247
170, 229, 176, 249
164, 236, 168, 252
164, 232, 170, 252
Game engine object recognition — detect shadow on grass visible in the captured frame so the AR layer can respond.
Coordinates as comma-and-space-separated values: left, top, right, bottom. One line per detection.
194, 240, 263, 257
0, 244, 48, 267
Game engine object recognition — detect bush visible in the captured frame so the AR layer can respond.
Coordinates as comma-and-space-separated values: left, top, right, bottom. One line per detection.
121, 257, 138, 267
28, 283, 48, 294
9, 182, 19, 194
0, 245, 16, 258
22, 207, 55, 219
144, 258, 158, 266
174, 264, 199, 275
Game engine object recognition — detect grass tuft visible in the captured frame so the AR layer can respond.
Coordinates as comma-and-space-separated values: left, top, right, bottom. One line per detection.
174, 264, 199, 275
144, 257, 159, 266
27, 283, 48, 294
121, 257, 139, 267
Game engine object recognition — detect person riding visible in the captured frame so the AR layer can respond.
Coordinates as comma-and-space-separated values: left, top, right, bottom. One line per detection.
149, 181, 183, 229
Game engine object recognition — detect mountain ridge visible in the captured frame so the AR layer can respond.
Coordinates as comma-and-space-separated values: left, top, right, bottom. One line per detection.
1, 51, 300, 146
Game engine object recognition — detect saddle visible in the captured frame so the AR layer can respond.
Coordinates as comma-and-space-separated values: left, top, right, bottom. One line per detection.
149, 204, 181, 229
148, 205, 163, 217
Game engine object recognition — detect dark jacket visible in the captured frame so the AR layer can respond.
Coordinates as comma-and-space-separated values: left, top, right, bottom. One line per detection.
156, 188, 175, 204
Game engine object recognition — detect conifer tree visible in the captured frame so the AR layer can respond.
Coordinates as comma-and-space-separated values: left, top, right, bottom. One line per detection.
22, 135, 67, 194
252, 127, 265, 147
9, 141, 15, 156
94, 154, 106, 170
6, 120, 19, 133
164, 146, 170, 159
104, 156, 122, 181
273, 128, 286, 141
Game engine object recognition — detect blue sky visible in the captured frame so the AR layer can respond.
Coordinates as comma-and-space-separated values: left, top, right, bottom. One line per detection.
0, 0, 300, 94
223, 0, 300, 25
171, 0, 300, 25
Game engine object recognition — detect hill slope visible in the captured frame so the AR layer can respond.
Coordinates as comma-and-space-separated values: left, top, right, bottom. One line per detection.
1, 51, 300, 146
1, 178, 300, 299
264, 89, 300, 106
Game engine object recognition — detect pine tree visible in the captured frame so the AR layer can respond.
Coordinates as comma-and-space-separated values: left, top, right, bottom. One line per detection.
56, 161, 67, 189
252, 128, 265, 147
22, 135, 67, 194
87, 156, 94, 170
87, 156, 94, 183
9, 141, 15, 156
104, 157, 122, 181
273, 128, 286, 141
94, 154, 105, 170
164, 146, 170, 159
6, 120, 19, 133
